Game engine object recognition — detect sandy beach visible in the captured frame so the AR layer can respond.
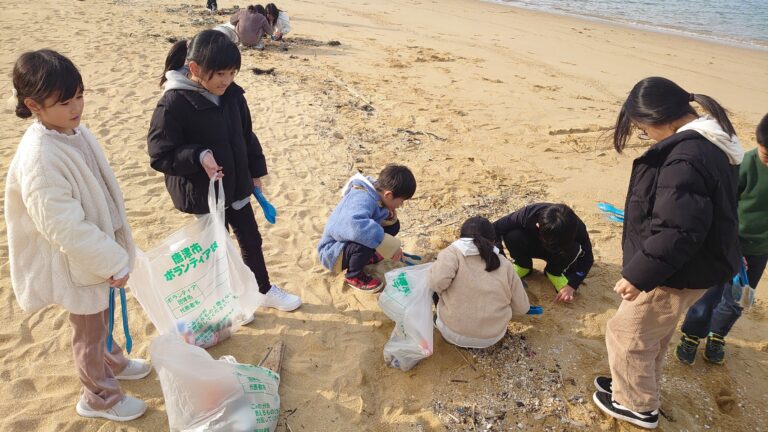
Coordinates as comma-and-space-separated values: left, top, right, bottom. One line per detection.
1, 0, 767, 430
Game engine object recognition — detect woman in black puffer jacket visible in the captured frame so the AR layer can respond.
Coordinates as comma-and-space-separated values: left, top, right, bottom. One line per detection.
591, 77, 743, 430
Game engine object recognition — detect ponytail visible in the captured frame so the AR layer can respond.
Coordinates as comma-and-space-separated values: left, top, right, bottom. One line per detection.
160, 40, 188, 86
460, 216, 500, 272
691, 93, 736, 137
473, 236, 501, 272
612, 76, 736, 152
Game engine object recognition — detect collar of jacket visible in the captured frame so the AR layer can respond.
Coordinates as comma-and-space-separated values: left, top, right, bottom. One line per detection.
637, 129, 705, 161
176, 82, 245, 110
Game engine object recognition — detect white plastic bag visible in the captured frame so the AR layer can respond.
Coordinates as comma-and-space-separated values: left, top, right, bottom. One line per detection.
731, 263, 755, 311
379, 264, 434, 371
151, 335, 280, 432
131, 179, 264, 348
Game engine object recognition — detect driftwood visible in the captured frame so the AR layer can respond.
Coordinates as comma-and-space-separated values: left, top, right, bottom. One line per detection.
258, 341, 285, 374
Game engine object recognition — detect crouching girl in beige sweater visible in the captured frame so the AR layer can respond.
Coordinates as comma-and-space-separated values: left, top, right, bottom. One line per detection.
429, 216, 530, 348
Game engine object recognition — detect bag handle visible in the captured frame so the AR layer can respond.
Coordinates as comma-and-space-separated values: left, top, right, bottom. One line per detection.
207, 178, 226, 214
107, 286, 133, 354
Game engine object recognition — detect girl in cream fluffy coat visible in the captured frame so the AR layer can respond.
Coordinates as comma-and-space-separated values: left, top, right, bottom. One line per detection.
429, 216, 530, 349
5, 50, 150, 422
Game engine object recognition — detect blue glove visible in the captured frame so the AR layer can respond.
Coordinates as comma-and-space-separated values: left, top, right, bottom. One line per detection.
527, 305, 544, 315
597, 202, 625, 217
400, 252, 422, 266
253, 187, 277, 224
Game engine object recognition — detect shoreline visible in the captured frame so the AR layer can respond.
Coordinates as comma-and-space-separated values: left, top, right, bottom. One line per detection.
483, 0, 768, 53
1, 0, 767, 431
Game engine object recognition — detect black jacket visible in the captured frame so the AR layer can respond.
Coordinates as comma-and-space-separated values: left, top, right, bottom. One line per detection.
147, 83, 267, 214
493, 203, 594, 289
621, 130, 740, 292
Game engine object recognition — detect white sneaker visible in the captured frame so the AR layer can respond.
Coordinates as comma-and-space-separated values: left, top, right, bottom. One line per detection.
235, 312, 255, 326
76, 395, 147, 422
115, 359, 152, 380
262, 284, 301, 311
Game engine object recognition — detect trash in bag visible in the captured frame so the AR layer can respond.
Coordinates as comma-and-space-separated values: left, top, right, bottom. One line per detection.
379, 264, 434, 371
731, 262, 755, 311
151, 334, 280, 432
131, 180, 265, 348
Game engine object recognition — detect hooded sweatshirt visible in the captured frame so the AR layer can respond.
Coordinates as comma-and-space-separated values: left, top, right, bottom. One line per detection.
677, 116, 743, 165
429, 239, 530, 348
164, 66, 220, 105
317, 174, 401, 271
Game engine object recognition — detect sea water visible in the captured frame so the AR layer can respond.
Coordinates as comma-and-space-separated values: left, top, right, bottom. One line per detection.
486, 0, 768, 51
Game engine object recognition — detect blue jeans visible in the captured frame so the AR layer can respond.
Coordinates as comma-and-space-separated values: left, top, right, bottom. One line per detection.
680, 254, 767, 338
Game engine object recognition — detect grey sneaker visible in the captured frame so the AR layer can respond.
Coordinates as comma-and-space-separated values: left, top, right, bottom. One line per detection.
115, 359, 152, 380
76, 395, 147, 421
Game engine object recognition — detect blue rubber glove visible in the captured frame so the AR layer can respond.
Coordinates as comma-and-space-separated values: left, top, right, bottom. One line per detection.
253, 187, 277, 224
597, 202, 625, 217
400, 252, 422, 266
527, 305, 544, 315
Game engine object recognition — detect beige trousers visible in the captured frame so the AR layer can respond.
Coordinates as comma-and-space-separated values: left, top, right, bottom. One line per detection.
69, 309, 129, 410
606, 287, 705, 412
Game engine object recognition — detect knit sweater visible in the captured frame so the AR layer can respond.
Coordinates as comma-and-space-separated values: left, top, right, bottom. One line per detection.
429, 241, 530, 341
317, 174, 401, 271
738, 148, 768, 255
4, 122, 135, 314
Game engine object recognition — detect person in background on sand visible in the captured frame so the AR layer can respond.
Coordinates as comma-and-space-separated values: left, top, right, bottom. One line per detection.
592, 77, 743, 430
675, 113, 768, 366
429, 216, 530, 349
493, 203, 594, 303
207, 0, 217, 12
266, 3, 292, 40
317, 165, 416, 292
147, 29, 301, 312
5, 50, 151, 422
230, 5, 273, 50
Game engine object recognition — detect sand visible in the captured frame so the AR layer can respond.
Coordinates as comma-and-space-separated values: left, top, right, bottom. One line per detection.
0, 0, 767, 431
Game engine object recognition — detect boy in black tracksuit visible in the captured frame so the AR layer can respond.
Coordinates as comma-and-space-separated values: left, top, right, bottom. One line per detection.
493, 203, 594, 303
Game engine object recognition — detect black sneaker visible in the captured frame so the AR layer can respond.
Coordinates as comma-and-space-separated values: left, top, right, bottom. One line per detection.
592, 391, 659, 429
703, 333, 726, 365
674, 334, 700, 365
594, 376, 612, 393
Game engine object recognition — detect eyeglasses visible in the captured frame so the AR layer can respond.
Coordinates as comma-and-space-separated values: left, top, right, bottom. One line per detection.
635, 126, 649, 141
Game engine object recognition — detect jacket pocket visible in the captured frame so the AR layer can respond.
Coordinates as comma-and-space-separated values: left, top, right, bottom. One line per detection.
64, 254, 107, 287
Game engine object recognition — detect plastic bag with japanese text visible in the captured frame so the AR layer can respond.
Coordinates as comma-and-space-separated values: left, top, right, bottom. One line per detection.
151, 334, 280, 432
379, 264, 434, 371
131, 179, 264, 348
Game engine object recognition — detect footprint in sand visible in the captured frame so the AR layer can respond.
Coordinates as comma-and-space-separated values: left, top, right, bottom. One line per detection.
716, 389, 737, 413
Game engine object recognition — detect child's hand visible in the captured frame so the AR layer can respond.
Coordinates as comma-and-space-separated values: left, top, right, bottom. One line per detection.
554, 285, 576, 303
614, 278, 641, 301
253, 177, 264, 192
392, 248, 404, 262
202, 153, 223, 179
108, 273, 130, 288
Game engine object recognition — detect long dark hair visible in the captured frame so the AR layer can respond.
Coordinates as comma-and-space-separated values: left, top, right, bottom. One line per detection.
460, 216, 500, 272
265, 3, 281, 24
613, 76, 736, 152
159, 29, 241, 86
11, 49, 84, 119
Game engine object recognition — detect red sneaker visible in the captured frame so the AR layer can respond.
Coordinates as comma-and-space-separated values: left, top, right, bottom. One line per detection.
345, 273, 384, 292
368, 251, 384, 265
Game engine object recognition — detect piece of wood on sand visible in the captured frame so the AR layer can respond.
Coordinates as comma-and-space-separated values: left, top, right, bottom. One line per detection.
258, 341, 285, 374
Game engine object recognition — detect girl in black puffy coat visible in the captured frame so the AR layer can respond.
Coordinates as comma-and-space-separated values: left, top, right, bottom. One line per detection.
591, 77, 742, 430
